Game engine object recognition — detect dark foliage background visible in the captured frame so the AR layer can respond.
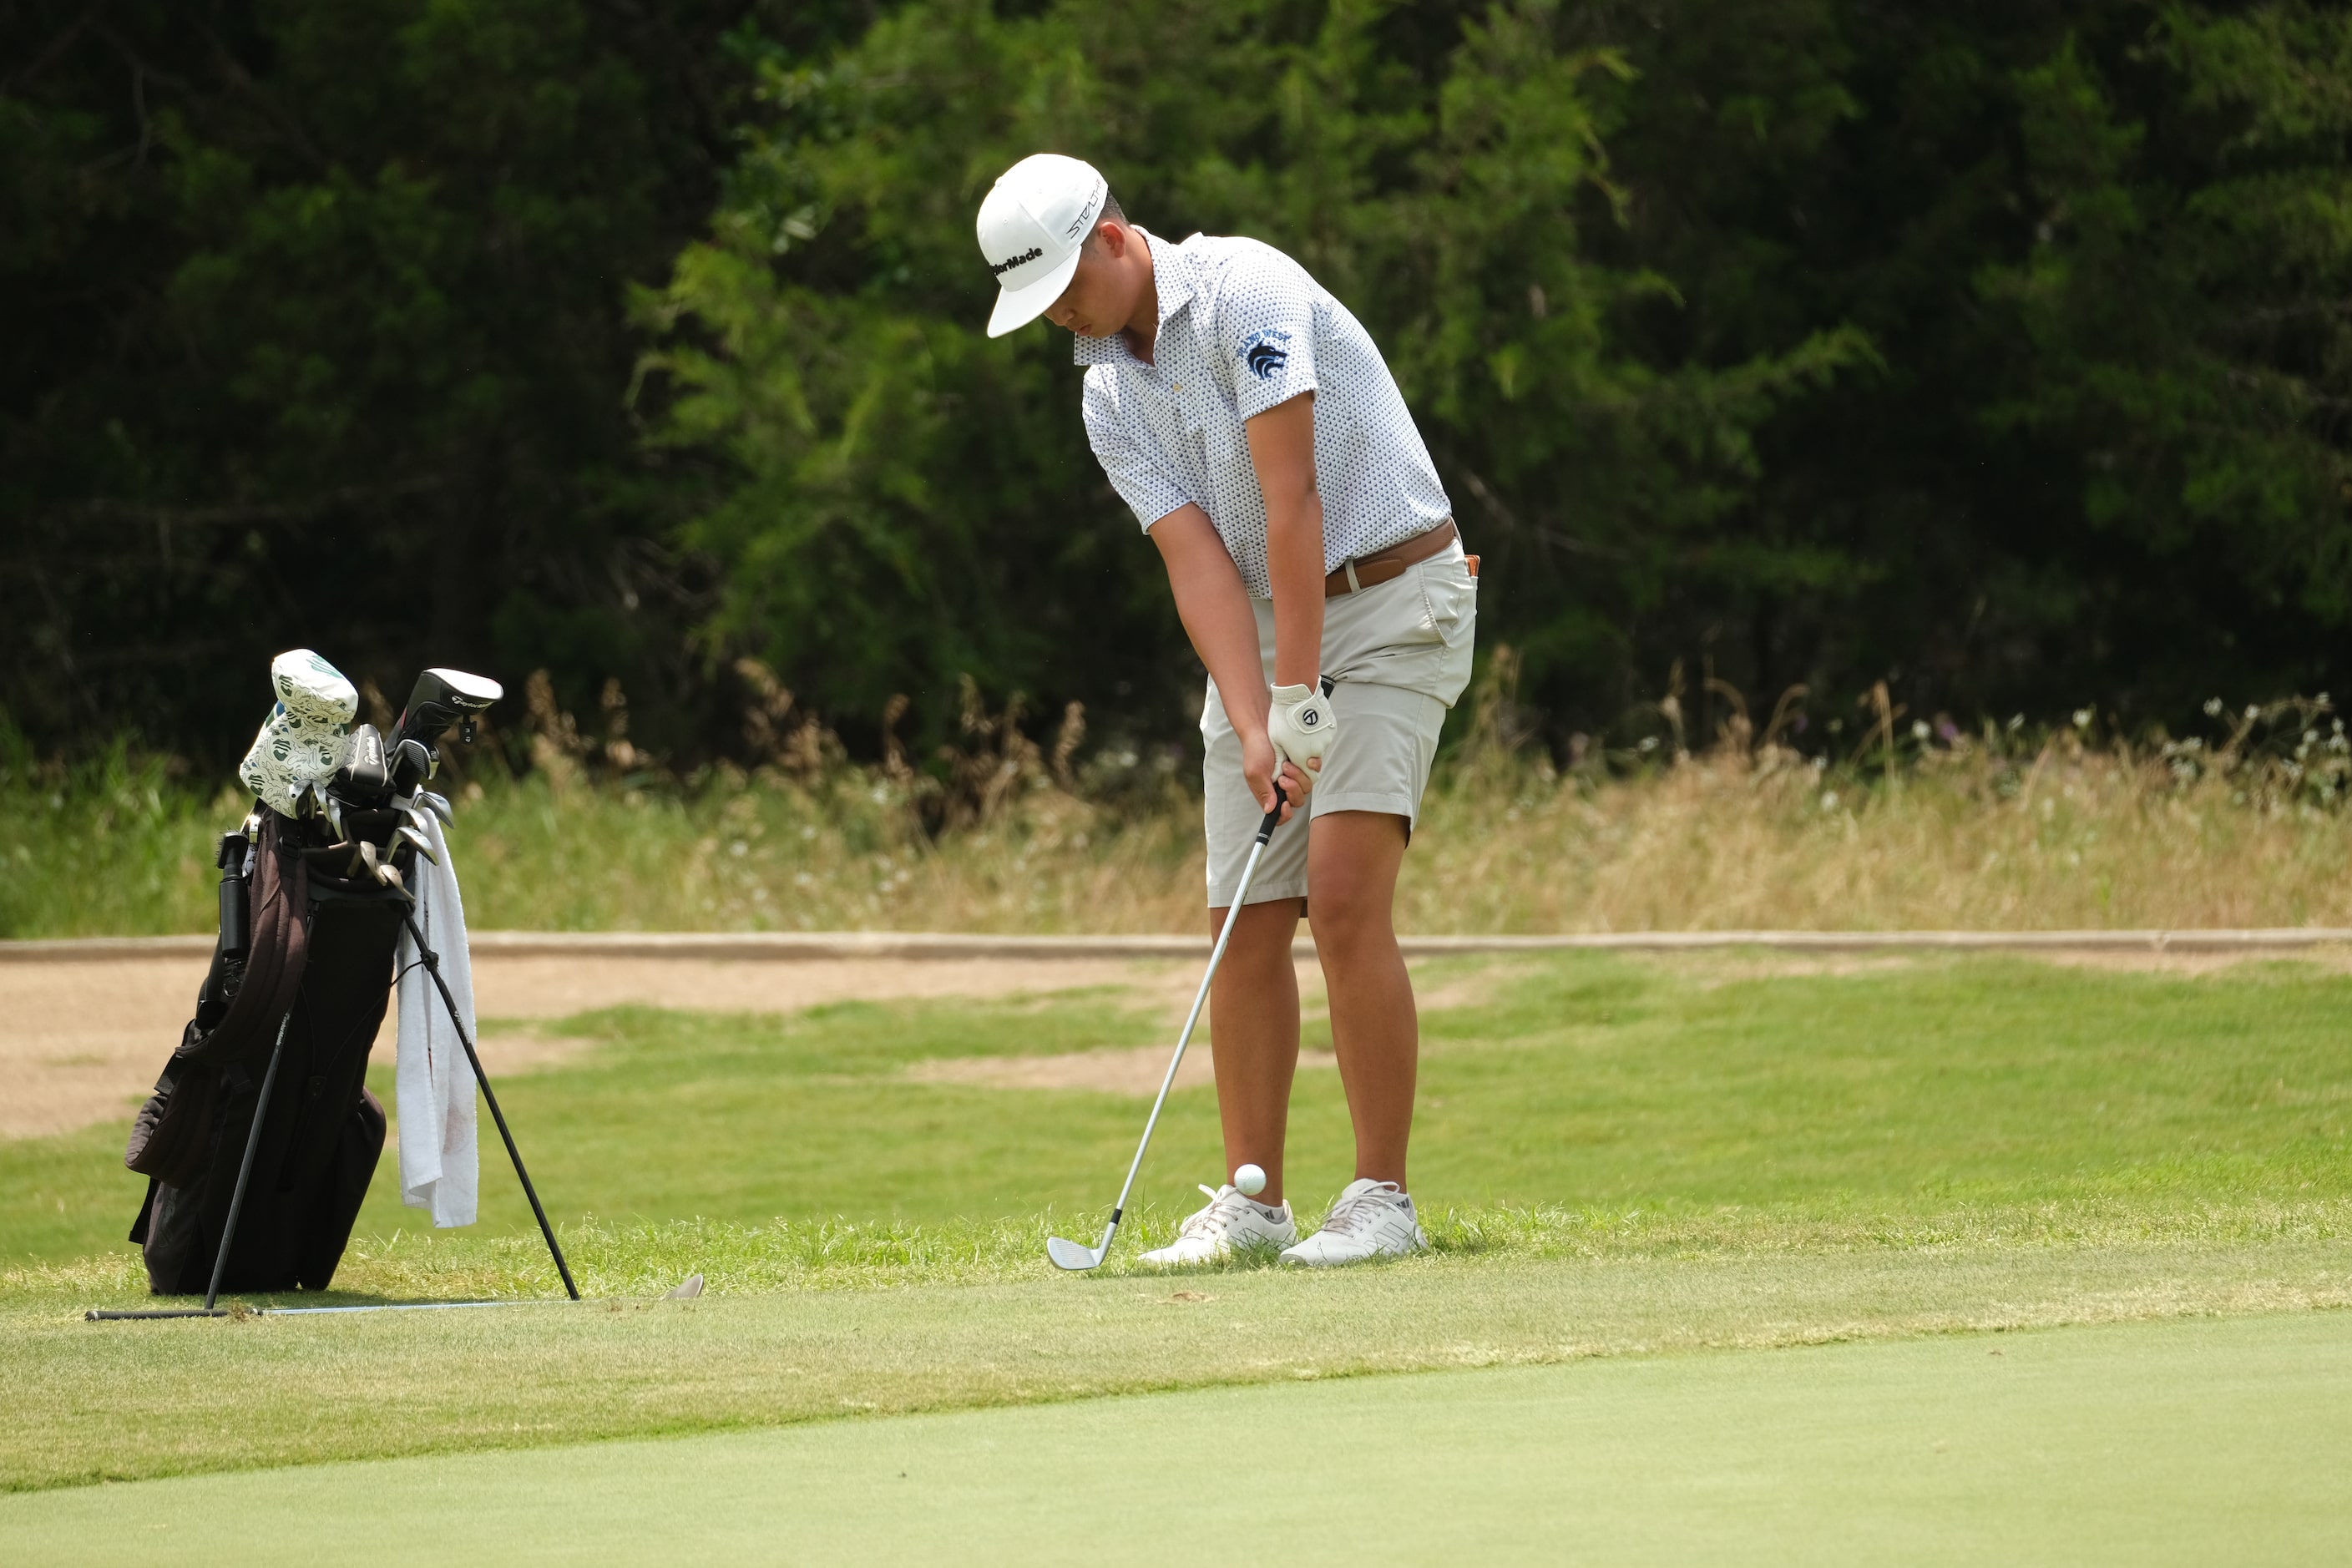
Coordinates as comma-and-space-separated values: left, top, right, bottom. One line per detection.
5, 0, 2346, 771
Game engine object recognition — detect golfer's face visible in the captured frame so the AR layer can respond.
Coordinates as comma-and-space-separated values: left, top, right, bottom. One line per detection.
1044, 245, 1125, 338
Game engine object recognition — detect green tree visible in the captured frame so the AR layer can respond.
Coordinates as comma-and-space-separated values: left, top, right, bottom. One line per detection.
1982, 4, 2352, 688
12, 0, 2350, 769
1582, 0, 2352, 729
0, 0, 862, 762
639, 0, 1870, 746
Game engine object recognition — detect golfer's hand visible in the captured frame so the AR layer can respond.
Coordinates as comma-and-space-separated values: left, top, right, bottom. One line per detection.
1241, 727, 1310, 824
1267, 681, 1334, 774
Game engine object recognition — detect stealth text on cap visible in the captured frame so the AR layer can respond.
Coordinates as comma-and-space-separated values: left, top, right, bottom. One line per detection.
991, 246, 1044, 276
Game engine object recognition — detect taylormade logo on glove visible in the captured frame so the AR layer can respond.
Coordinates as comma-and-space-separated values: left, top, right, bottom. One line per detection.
1267, 681, 1335, 770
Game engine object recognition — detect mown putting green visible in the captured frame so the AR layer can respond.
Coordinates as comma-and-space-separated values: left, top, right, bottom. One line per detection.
8, 1310, 2349, 1564
8, 1240, 2347, 1490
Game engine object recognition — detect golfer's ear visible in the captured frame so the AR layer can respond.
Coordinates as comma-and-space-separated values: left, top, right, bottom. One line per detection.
1096, 220, 1127, 257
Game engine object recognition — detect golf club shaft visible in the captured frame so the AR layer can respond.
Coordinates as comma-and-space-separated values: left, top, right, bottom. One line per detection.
1098, 790, 1288, 1240
205, 1009, 296, 1312
404, 913, 582, 1301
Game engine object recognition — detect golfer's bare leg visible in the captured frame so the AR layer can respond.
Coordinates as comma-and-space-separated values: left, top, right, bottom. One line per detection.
1208, 895, 1304, 1205
1305, 811, 1415, 1188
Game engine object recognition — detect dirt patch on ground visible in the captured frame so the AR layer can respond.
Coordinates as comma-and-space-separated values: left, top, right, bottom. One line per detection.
9, 943, 2329, 1139
3, 958, 215, 1141
0, 953, 1201, 1140
1625, 952, 1940, 988
1409, 957, 1535, 1011
2031, 946, 2352, 976
1622, 945, 2352, 985
467, 953, 1181, 1018
908, 1044, 1340, 1095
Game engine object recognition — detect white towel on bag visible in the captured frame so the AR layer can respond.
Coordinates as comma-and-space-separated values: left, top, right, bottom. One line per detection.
394, 811, 479, 1227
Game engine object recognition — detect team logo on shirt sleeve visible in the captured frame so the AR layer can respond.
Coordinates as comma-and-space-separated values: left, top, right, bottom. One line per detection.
1238, 327, 1292, 381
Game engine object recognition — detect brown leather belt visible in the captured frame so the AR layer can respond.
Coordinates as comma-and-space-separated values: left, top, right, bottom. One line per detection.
1325, 519, 1461, 597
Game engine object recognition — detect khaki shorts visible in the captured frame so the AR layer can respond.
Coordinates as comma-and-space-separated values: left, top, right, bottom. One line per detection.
1202, 540, 1477, 907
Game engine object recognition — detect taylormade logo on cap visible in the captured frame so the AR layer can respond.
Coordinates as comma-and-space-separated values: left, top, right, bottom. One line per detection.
976, 153, 1109, 337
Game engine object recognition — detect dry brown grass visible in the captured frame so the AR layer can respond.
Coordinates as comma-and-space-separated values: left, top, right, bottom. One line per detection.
15, 665, 2352, 938
432, 718, 2352, 935
1403, 743, 2352, 933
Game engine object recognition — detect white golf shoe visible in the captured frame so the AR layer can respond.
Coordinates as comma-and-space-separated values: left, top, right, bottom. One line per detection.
1279, 1179, 1429, 1267
1140, 1184, 1297, 1267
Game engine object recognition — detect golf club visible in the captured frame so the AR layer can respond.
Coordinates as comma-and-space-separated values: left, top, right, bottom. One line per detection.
390, 668, 501, 791
1047, 779, 1292, 1272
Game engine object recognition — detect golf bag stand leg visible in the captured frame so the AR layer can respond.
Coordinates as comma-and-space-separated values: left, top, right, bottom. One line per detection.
403, 913, 581, 1300
205, 1009, 297, 1313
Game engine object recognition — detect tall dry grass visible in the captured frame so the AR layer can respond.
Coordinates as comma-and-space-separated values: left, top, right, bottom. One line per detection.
1407, 744, 2352, 933
1401, 665, 2352, 932
8, 663, 2352, 937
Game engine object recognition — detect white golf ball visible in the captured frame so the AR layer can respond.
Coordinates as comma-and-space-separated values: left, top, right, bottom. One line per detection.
1233, 1163, 1267, 1197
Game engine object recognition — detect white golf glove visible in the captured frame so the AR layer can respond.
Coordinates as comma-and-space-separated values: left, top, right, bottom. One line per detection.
1267, 680, 1336, 770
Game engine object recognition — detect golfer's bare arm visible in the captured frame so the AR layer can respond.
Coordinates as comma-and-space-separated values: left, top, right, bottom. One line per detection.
1149, 504, 1306, 819
1245, 392, 1325, 691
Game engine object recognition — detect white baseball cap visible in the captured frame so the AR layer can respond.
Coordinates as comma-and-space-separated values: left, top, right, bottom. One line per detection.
976, 153, 1110, 337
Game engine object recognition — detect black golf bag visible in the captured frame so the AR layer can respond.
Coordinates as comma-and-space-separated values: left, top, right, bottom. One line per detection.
127, 812, 407, 1295
124, 665, 517, 1299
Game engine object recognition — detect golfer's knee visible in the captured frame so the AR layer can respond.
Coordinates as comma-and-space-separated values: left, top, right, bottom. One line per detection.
1308, 878, 1393, 956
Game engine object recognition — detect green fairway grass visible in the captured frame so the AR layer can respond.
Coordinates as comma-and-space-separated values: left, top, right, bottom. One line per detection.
8, 953, 2352, 1268
7, 952, 2352, 1497
7, 1309, 2349, 1564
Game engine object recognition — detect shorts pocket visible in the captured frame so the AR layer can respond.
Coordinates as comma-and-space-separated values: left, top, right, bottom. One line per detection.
1415, 558, 1477, 650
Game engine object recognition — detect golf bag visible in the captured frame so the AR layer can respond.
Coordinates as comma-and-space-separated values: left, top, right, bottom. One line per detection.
119, 661, 578, 1308
126, 811, 405, 1295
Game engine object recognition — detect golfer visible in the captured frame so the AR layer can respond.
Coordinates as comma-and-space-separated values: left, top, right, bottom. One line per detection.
977, 154, 1476, 1266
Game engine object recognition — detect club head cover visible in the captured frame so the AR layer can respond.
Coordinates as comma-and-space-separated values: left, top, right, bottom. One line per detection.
238, 650, 358, 817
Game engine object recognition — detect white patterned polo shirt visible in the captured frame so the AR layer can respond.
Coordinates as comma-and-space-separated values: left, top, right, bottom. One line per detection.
1077, 228, 1451, 598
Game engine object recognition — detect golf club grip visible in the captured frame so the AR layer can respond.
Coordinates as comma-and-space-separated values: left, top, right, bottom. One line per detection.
1254, 781, 1289, 845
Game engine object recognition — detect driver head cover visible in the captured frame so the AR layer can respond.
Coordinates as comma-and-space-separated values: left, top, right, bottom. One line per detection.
977, 153, 1109, 338
237, 649, 357, 817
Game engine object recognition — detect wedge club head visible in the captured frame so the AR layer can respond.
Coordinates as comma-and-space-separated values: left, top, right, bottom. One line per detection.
396, 823, 439, 864
416, 791, 455, 826
356, 840, 414, 901
1046, 1225, 1115, 1272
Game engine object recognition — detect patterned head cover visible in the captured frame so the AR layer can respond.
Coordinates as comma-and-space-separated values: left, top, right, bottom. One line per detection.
237, 649, 359, 817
